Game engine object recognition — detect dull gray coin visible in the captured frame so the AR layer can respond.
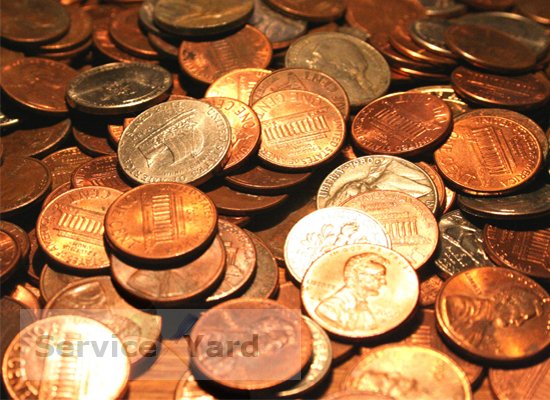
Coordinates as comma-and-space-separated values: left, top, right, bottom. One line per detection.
410, 18, 455, 57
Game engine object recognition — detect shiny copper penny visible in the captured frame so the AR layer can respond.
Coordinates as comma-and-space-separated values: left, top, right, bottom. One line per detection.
42, 182, 72, 210
37, 186, 121, 271
408, 85, 472, 117
351, 92, 452, 157
110, 7, 159, 60
241, 231, 279, 299
2, 315, 130, 400
265, 0, 345, 23
202, 97, 261, 173
343, 345, 472, 399
0, 230, 21, 284
8, 284, 41, 320
37, 5, 93, 54
1, 58, 77, 115
434, 114, 543, 195
219, 215, 251, 227
71, 155, 132, 192
483, 223, 550, 280
205, 68, 272, 104
43, 276, 162, 366
225, 164, 311, 195
42, 146, 92, 189
0, 221, 30, 263
190, 298, 312, 390
111, 236, 226, 306
0, 156, 52, 216
436, 267, 550, 362
445, 24, 537, 73
178, 25, 272, 84
302, 243, 419, 339
105, 183, 217, 263
253, 89, 345, 170
39, 263, 87, 303
416, 161, 446, 214
489, 357, 550, 400
341, 190, 439, 270
174, 371, 214, 400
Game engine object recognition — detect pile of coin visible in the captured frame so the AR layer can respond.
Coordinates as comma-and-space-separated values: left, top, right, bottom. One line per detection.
1, 0, 549, 399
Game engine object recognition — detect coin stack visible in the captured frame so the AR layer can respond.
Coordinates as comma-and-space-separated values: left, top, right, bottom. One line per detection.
1, 0, 549, 399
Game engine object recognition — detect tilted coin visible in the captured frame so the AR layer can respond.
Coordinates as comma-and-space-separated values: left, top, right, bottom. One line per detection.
118, 100, 231, 185
241, 231, 279, 299
71, 155, 133, 192
174, 370, 214, 400
105, 183, 217, 263
416, 162, 446, 214
225, 164, 311, 195
265, 0, 346, 23
410, 18, 456, 58
42, 146, 92, 189
72, 117, 116, 157
39, 263, 87, 304
0, 221, 30, 263
8, 284, 41, 320
66, 62, 172, 115
489, 357, 550, 400
436, 267, 550, 362
205, 68, 272, 104
517, 0, 550, 26
284, 207, 390, 283
460, 0, 514, 11
408, 85, 471, 117
37, 186, 122, 271
302, 243, 419, 339
285, 32, 390, 108
0, 297, 37, 370
92, 26, 145, 63
0, 230, 21, 285
317, 155, 439, 214
109, 8, 159, 60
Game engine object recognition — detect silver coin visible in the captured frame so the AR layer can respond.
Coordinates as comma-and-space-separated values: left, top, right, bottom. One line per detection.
139, 0, 179, 40
434, 210, 495, 278
410, 18, 455, 57
455, 12, 550, 59
248, 0, 307, 47
408, 85, 471, 117
118, 99, 231, 185
284, 207, 390, 283
285, 32, 390, 108
317, 155, 439, 213
66, 62, 172, 115
419, 0, 466, 17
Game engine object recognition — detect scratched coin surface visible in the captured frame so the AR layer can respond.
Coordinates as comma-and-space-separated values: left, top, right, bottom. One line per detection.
37, 187, 122, 271
317, 155, 438, 213
2, 315, 130, 400
436, 267, 550, 362
343, 345, 472, 400
489, 357, 550, 400
42, 146, 93, 189
66, 62, 172, 115
71, 155, 133, 192
118, 100, 231, 185
253, 90, 345, 169
285, 32, 390, 108
0, 230, 20, 285
284, 207, 390, 283
341, 190, 439, 270
302, 243, 419, 339
205, 68, 271, 104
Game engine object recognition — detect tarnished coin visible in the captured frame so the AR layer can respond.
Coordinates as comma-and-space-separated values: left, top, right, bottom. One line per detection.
178, 25, 272, 84
434, 113, 542, 195
0, 156, 52, 216
66, 62, 172, 115
0, 297, 37, 369
517, 0, 550, 26
202, 97, 261, 173
252, 90, 345, 169
2, 315, 130, 400
285, 32, 390, 108
250, 67, 350, 120
0, 221, 30, 263
317, 155, 439, 213
0, 230, 21, 284
343, 345, 472, 400
42, 146, 92, 189
43, 276, 162, 366
351, 92, 452, 157
489, 357, 550, 400
93, 26, 145, 63
204, 183, 288, 216
410, 18, 456, 58
225, 164, 311, 195
265, 0, 345, 23
189, 298, 312, 390
434, 210, 495, 278
408, 85, 471, 117
118, 100, 231, 185
483, 223, 550, 280
460, 0, 514, 10
341, 191, 439, 270
37, 5, 92, 55
302, 243, 418, 339
284, 207, 390, 283
241, 231, 279, 299
71, 155, 132, 192
37, 187, 121, 271
39, 263, 86, 304
153, 0, 254, 37
437, 267, 550, 362
110, 8, 159, 60
1, 58, 77, 115
205, 68, 272, 104
111, 236, 226, 306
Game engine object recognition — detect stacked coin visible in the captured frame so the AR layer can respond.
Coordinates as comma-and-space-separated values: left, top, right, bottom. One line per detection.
1, 1, 550, 399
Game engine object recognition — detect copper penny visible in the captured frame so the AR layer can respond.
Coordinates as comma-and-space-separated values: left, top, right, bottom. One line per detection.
42, 146, 92, 189
8, 284, 41, 320
71, 155, 133, 192
37, 37, 93, 61
39, 263, 87, 303
189, 298, 312, 390
352, 92, 452, 157
43, 276, 162, 366
0, 156, 52, 216
202, 97, 261, 173
2, 315, 130, 400
265, 0, 345, 22
111, 236, 226, 306
241, 231, 279, 299
219, 215, 251, 227
0, 46, 24, 69
408, 85, 472, 117
174, 371, 214, 400
0, 221, 30, 263
107, 120, 126, 146
341, 190, 439, 270
37, 5, 93, 54
93, 26, 146, 63
252, 89, 345, 170
393, 66, 450, 82
42, 181, 72, 210
461, 0, 515, 10
417, 161, 446, 214
27, 229, 47, 285
72, 118, 116, 157
436, 267, 550, 362
110, 7, 160, 60
0, 297, 37, 371
434, 114, 543, 195
37, 186, 121, 271
225, 164, 311, 195
325, 392, 393, 400
445, 24, 537, 73
105, 183, 217, 263
343, 344, 472, 399
0, 230, 21, 284
419, 272, 444, 308
518, 0, 550, 26
489, 357, 550, 400
178, 25, 272, 84
302, 243, 419, 339
1, 58, 77, 115
205, 68, 272, 104
451, 66, 550, 111
483, 223, 550, 280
